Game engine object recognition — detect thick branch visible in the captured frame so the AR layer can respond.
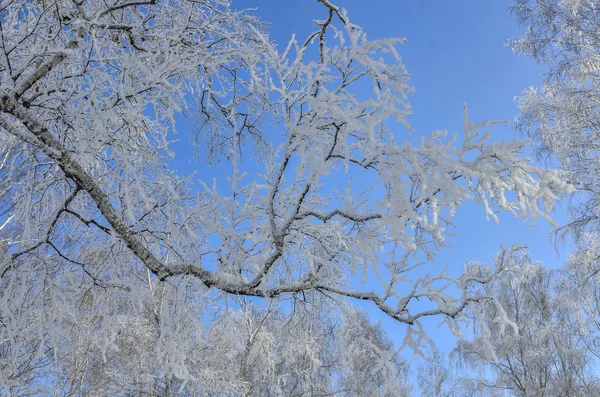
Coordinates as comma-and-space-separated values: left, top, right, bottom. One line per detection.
295, 209, 381, 223
0, 92, 176, 280
14, 30, 84, 100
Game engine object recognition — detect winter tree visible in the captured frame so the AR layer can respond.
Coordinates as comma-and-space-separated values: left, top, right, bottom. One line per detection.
562, 241, 600, 372
33, 286, 409, 396
0, 0, 566, 392
503, 2, 600, 394
417, 347, 457, 397
512, 0, 600, 244
415, 347, 499, 397
455, 250, 600, 397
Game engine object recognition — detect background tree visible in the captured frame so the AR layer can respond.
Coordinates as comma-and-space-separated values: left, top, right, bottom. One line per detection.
0, 0, 567, 392
486, 2, 600, 394
455, 251, 600, 397
417, 347, 458, 397
512, 0, 600, 244
4, 276, 411, 396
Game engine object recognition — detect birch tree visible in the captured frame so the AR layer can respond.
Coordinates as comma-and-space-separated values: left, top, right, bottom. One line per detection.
0, 0, 566, 391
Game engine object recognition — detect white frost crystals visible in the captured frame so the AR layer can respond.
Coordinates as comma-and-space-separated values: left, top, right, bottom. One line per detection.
0, 0, 566, 393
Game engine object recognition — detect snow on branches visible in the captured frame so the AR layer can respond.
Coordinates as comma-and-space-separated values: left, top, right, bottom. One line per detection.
0, 0, 567, 391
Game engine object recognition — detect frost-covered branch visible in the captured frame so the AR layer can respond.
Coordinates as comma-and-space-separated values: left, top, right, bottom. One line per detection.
0, 0, 569, 390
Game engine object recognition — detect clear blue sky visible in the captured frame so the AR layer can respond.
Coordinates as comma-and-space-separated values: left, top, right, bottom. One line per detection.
173, 0, 569, 357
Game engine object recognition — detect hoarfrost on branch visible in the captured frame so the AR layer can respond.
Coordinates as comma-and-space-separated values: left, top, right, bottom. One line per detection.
0, 0, 567, 389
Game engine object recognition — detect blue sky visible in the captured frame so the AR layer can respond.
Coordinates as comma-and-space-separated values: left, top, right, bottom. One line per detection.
166, 0, 574, 363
